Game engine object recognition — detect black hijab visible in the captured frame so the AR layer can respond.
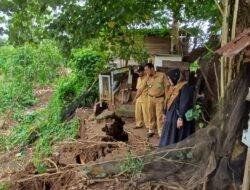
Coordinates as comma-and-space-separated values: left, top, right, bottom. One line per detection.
167, 68, 180, 85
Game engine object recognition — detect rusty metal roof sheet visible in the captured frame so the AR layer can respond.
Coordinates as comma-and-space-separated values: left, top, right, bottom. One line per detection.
216, 28, 250, 58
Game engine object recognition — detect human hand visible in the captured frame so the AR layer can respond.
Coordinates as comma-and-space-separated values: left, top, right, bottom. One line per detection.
177, 118, 184, 129
163, 114, 166, 121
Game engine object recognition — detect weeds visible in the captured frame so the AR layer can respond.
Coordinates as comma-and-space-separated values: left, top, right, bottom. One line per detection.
3, 108, 79, 168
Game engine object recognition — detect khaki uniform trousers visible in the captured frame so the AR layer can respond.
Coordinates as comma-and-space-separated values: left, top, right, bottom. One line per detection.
135, 99, 149, 128
148, 96, 164, 136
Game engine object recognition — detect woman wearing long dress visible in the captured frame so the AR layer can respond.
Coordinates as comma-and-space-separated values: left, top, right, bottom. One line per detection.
159, 68, 195, 147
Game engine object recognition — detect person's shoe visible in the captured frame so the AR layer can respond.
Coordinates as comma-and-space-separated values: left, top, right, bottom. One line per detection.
146, 132, 154, 138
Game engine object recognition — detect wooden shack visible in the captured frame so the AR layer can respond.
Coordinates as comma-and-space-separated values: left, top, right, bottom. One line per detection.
113, 29, 190, 68
144, 36, 172, 55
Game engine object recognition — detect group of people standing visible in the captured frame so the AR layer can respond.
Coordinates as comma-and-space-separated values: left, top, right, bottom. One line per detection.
133, 63, 195, 147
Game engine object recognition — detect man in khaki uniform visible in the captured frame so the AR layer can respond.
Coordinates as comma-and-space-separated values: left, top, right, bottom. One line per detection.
134, 63, 169, 138
133, 66, 148, 129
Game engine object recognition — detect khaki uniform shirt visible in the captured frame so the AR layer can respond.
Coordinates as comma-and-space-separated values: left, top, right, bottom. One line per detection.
136, 75, 148, 102
141, 72, 169, 98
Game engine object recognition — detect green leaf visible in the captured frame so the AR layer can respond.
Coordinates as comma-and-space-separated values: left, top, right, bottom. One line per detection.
198, 123, 205, 128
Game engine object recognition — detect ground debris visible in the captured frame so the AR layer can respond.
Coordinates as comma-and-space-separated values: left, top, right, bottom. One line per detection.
102, 115, 128, 142
95, 110, 115, 121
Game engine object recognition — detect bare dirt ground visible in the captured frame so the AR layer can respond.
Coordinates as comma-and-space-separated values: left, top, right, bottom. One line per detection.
0, 85, 162, 189
0, 112, 160, 190
54, 110, 159, 166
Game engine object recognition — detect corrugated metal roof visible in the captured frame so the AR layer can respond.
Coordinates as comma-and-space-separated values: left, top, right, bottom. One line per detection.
216, 28, 250, 58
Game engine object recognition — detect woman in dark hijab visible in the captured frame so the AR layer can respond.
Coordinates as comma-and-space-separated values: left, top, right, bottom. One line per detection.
159, 68, 195, 147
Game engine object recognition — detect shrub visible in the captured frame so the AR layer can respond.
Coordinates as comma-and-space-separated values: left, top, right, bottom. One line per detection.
120, 150, 144, 176
48, 48, 107, 120
35, 40, 63, 84
2, 47, 106, 169
0, 40, 63, 113
0, 45, 16, 70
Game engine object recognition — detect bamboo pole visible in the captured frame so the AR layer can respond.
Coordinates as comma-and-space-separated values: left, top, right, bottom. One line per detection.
227, 0, 239, 85
231, 0, 239, 39
214, 0, 224, 15
220, 0, 230, 98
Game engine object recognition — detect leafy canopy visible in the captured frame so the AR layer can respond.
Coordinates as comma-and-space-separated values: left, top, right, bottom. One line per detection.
0, 0, 220, 51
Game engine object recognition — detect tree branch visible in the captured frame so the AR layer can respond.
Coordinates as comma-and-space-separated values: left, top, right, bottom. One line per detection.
200, 67, 215, 99
214, 0, 224, 15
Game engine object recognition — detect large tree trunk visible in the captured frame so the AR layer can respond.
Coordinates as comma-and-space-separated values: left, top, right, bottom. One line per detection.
209, 0, 250, 189
236, 0, 250, 35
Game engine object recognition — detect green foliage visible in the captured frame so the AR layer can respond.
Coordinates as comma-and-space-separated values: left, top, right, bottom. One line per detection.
85, 34, 149, 64
0, 45, 16, 67
189, 60, 200, 72
2, 48, 105, 164
36, 163, 47, 174
0, 40, 78, 166
0, 81, 37, 112
185, 104, 202, 121
131, 28, 170, 37
55, 75, 81, 106
4, 108, 79, 164
6, 124, 38, 150
120, 150, 144, 176
0, 40, 62, 113
0, 36, 109, 176
48, 48, 106, 121
185, 104, 206, 128
0, 0, 56, 45
70, 48, 106, 82
1, 0, 221, 59
112, 34, 149, 63
0, 134, 7, 152
50, 1, 160, 48
32, 118, 79, 165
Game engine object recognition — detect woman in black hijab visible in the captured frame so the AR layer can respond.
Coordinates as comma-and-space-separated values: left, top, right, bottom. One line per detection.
159, 68, 195, 147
